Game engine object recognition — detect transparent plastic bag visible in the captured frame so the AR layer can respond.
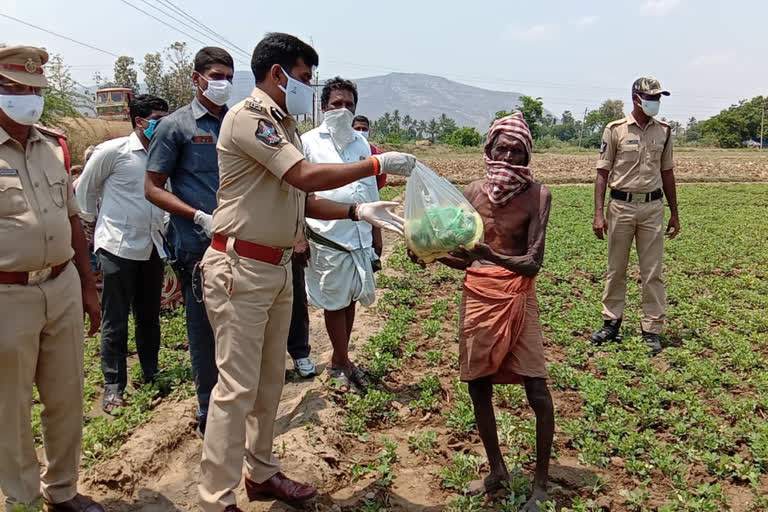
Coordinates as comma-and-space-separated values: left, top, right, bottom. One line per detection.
404, 162, 484, 263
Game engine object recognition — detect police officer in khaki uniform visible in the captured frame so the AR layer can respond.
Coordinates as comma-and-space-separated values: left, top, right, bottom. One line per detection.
590, 77, 680, 354
198, 33, 414, 512
0, 46, 103, 512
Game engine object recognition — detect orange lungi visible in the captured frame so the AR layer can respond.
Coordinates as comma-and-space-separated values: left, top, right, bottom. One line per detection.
459, 266, 548, 384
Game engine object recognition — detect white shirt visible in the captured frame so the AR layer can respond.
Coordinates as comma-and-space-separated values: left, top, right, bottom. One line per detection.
76, 132, 166, 260
301, 124, 379, 250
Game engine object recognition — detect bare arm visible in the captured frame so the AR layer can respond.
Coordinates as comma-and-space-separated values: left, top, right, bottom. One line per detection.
70, 215, 101, 336
283, 158, 377, 193
305, 194, 352, 220
145, 171, 197, 220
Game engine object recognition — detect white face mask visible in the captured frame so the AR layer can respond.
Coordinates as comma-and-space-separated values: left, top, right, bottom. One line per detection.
0, 94, 44, 125
323, 108, 357, 150
358, 130, 369, 140
200, 76, 232, 106
278, 67, 313, 115
640, 98, 661, 117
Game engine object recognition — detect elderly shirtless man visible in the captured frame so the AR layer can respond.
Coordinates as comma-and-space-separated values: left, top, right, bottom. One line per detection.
415, 113, 554, 509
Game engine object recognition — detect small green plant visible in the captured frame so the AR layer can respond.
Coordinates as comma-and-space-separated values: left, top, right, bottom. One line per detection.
409, 374, 442, 412
404, 341, 418, 358
429, 299, 450, 320
344, 389, 396, 438
425, 349, 444, 367
422, 318, 442, 339
495, 384, 527, 409
440, 452, 483, 491
407, 430, 438, 458
445, 494, 484, 512
447, 401, 476, 435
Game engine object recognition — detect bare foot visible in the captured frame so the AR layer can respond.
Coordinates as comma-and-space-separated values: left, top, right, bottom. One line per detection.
520, 486, 548, 511
467, 473, 509, 495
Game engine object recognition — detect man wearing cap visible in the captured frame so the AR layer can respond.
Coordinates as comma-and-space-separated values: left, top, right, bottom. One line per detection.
0, 46, 104, 512
198, 33, 414, 511
589, 77, 680, 355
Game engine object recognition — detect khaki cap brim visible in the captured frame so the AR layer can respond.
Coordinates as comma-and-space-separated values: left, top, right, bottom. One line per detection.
0, 69, 48, 88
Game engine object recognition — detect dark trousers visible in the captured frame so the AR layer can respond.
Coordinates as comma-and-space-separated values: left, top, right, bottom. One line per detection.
287, 261, 311, 360
98, 248, 164, 397
174, 249, 217, 422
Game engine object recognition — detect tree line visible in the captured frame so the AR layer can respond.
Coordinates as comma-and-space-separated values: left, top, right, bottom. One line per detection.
92, 42, 196, 111
41, 47, 766, 150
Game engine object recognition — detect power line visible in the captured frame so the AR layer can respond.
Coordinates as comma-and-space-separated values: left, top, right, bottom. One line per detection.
0, 12, 121, 58
155, 0, 251, 59
136, 0, 250, 61
116, 0, 209, 47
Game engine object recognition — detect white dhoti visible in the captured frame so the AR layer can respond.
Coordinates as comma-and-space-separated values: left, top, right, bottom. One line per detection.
305, 241, 377, 311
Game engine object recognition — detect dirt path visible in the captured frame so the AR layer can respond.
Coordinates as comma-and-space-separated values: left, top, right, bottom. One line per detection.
77, 240, 405, 511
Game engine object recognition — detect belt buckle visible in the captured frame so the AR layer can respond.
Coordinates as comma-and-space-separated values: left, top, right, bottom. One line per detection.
631, 193, 645, 203
279, 249, 293, 266
28, 267, 52, 285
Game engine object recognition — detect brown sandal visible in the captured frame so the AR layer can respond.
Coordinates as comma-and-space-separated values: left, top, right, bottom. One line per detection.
348, 363, 371, 391
102, 394, 126, 414
327, 368, 354, 394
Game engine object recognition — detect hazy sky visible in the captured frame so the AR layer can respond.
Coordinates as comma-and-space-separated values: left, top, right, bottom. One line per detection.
2, 0, 766, 123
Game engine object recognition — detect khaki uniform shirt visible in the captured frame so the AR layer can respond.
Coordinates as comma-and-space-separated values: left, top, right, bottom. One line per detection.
597, 113, 674, 193
212, 87, 306, 249
0, 126, 79, 271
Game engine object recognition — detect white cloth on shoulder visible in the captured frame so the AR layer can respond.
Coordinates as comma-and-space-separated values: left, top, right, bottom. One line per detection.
305, 241, 376, 311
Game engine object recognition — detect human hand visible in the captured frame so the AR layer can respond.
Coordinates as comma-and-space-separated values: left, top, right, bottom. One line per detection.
292, 234, 310, 267
666, 214, 680, 239
358, 201, 405, 236
593, 211, 608, 240
372, 152, 416, 177
193, 210, 213, 238
82, 283, 101, 336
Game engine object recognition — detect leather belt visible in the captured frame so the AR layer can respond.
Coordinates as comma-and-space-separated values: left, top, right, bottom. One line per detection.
211, 233, 292, 266
0, 261, 69, 285
610, 188, 663, 203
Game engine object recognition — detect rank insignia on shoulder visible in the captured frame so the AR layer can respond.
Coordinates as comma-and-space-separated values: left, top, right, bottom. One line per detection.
255, 119, 282, 147
245, 98, 263, 112
270, 107, 286, 122
600, 141, 607, 154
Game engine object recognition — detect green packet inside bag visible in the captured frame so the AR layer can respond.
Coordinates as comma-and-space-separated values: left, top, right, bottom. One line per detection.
404, 163, 484, 263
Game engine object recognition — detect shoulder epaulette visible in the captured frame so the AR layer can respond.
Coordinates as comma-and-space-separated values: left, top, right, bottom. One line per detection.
35, 124, 67, 140
605, 118, 627, 130
244, 97, 263, 113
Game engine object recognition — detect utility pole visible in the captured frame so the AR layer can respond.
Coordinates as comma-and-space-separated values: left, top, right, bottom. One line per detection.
761, 96, 765, 150
578, 107, 588, 148
311, 71, 319, 128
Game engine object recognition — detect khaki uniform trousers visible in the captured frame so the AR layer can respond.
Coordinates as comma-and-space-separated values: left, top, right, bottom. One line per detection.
601, 199, 666, 334
198, 243, 292, 511
0, 262, 84, 509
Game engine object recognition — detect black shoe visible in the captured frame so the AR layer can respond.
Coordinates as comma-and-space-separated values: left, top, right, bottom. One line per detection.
642, 331, 663, 356
589, 318, 622, 344
196, 417, 206, 439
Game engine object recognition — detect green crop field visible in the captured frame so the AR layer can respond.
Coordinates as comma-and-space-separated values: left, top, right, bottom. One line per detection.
27, 183, 768, 511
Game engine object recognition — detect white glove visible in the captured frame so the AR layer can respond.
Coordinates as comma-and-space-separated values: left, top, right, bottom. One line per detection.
358, 201, 405, 237
372, 152, 416, 177
193, 210, 213, 238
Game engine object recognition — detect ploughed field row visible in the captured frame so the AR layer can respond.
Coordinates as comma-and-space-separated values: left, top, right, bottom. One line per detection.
385, 151, 768, 186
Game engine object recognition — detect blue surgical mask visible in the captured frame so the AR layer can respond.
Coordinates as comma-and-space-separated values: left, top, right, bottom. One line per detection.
143, 118, 159, 140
